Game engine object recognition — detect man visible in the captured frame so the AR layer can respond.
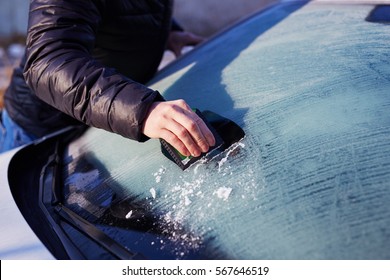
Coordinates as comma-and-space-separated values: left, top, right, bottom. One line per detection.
1, 0, 215, 156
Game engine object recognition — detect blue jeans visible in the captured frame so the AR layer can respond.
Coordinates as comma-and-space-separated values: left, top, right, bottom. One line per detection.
0, 109, 37, 153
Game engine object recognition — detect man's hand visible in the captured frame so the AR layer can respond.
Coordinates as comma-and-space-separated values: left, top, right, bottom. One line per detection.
167, 31, 204, 57
142, 100, 216, 157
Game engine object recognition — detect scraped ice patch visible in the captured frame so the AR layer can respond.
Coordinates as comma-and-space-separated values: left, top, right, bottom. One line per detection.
125, 210, 133, 219
214, 187, 233, 201
218, 141, 246, 172
184, 196, 192, 206
159, 210, 203, 257
150, 188, 157, 199
192, 157, 208, 174
153, 166, 166, 183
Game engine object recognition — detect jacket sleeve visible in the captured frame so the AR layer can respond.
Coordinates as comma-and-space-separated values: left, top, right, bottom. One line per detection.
23, 0, 163, 141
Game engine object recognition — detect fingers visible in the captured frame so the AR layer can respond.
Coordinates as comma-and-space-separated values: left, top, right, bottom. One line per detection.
170, 45, 182, 58
159, 128, 191, 157
167, 31, 205, 57
163, 100, 215, 157
194, 115, 216, 148
173, 110, 215, 152
184, 32, 204, 46
142, 100, 216, 158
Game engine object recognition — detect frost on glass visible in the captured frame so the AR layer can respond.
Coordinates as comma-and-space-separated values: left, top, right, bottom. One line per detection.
62, 3, 390, 259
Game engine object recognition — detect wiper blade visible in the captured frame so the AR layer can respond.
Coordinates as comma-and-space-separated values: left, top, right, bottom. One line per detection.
56, 203, 143, 260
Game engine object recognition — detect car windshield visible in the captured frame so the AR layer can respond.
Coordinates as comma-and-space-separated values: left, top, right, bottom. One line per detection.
61, 1, 390, 259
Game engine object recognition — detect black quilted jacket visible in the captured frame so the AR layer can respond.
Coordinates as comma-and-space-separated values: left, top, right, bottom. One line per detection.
5, 0, 177, 141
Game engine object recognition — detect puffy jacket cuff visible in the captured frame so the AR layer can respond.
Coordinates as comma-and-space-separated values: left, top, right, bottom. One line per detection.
138, 91, 165, 142
108, 86, 165, 142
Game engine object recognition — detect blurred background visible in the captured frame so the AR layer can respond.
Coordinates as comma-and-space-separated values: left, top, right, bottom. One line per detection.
0, 0, 276, 108
174, 0, 276, 37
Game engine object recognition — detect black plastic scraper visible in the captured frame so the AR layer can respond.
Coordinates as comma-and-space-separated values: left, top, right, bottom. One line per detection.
160, 109, 245, 170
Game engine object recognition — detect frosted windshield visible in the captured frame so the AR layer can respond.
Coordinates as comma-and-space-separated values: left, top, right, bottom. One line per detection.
62, 2, 390, 259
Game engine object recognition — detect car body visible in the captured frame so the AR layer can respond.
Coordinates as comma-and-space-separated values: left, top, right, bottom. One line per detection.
0, 147, 54, 259
1, 0, 390, 259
